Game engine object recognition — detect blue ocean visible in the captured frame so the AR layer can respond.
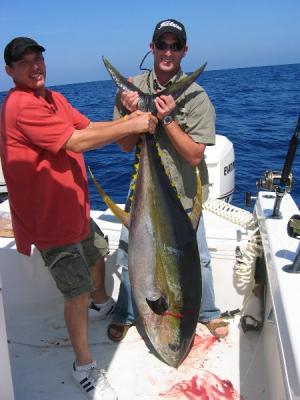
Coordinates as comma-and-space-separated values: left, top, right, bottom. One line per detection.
1, 63, 300, 211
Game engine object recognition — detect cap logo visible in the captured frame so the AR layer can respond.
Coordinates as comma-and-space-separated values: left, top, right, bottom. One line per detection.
158, 20, 182, 32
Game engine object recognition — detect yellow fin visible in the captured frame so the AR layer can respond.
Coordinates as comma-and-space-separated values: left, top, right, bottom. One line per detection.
88, 166, 130, 228
190, 167, 202, 230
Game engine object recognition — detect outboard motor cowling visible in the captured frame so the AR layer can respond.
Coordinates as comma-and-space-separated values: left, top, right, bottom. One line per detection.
205, 134, 235, 203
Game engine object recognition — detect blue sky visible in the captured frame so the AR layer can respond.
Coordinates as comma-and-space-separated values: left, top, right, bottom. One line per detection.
0, 0, 299, 91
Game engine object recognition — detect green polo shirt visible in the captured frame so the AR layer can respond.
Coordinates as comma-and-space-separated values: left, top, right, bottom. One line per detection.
113, 68, 216, 210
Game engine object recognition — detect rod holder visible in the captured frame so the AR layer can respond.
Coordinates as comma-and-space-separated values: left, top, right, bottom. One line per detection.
283, 249, 300, 274
272, 187, 285, 219
283, 215, 300, 273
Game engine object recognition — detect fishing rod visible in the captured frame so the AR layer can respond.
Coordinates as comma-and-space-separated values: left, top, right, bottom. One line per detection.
256, 116, 300, 218
280, 116, 300, 186
272, 116, 300, 218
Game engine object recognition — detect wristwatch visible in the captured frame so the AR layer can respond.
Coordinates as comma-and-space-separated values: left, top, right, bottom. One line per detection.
162, 115, 174, 125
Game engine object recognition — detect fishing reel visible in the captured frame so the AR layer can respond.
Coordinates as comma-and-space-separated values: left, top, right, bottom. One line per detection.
247, 117, 300, 218
257, 169, 293, 219
256, 170, 293, 193
246, 170, 293, 209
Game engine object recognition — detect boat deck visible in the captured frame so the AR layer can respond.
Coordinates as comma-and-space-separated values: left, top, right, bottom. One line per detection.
6, 300, 267, 400
0, 198, 294, 399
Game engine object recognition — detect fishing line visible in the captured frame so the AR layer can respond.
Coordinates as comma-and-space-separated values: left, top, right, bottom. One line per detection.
139, 50, 152, 72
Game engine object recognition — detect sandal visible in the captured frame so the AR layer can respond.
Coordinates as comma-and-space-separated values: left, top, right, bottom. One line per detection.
107, 323, 132, 342
240, 315, 263, 333
202, 319, 229, 338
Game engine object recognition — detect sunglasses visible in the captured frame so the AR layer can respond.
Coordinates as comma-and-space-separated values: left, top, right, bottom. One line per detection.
154, 40, 184, 52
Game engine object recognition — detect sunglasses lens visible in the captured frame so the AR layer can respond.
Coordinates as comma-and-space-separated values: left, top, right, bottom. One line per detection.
172, 42, 184, 51
155, 41, 166, 50
155, 41, 183, 51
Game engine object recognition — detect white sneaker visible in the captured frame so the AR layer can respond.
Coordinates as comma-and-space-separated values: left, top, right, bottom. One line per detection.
72, 361, 118, 400
88, 297, 115, 320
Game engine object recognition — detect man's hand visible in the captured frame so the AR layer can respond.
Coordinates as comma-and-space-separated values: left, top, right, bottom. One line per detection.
120, 76, 139, 112
154, 95, 176, 120
121, 90, 139, 113
129, 112, 158, 134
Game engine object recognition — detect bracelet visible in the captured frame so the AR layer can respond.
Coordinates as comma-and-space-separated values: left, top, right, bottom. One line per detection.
123, 114, 128, 121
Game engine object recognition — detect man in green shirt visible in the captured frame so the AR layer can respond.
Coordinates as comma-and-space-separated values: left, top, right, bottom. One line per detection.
108, 19, 229, 342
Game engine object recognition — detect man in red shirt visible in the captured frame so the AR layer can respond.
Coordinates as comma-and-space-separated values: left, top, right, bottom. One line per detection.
0, 37, 157, 400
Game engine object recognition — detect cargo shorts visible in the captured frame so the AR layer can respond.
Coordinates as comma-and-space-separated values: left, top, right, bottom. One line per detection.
39, 218, 109, 299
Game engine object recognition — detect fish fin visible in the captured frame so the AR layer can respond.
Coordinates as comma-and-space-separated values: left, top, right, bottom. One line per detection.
160, 62, 207, 101
189, 167, 202, 230
88, 166, 130, 228
146, 296, 168, 315
125, 139, 142, 211
102, 56, 144, 95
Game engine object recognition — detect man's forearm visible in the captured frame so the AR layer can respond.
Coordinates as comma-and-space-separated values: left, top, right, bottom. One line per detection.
163, 121, 206, 166
65, 119, 139, 153
90, 119, 124, 129
117, 134, 140, 152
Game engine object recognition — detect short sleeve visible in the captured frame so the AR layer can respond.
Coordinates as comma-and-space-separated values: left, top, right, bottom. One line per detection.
186, 91, 216, 145
16, 93, 90, 153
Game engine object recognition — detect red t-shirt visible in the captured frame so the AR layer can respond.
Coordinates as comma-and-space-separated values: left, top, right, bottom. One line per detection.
0, 88, 91, 255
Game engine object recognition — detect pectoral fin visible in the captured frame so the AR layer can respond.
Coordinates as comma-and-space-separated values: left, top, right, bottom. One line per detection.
146, 296, 168, 315
88, 166, 130, 228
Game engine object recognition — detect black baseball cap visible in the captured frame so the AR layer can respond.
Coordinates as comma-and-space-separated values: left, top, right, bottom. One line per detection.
4, 37, 45, 65
152, 19, 187, 46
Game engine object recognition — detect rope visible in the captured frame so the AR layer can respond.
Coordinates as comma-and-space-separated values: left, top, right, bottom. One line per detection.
203, 198, 263, 292
202, 198, 257, 230
234, 228, 263, 291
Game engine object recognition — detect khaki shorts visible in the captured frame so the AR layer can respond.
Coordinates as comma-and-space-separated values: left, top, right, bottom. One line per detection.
39, 219, 109, 299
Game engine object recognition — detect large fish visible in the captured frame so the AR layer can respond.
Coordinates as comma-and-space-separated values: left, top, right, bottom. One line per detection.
89, 57, 205, 367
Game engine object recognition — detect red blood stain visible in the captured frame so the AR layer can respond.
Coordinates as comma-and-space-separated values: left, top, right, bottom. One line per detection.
162, 311, 184, 318
160, 371, 244, 399
180, 334, 218, 369
192, 334, 218, 351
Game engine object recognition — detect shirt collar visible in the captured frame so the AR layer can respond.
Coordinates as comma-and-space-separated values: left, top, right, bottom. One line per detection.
148, 68, 184, 93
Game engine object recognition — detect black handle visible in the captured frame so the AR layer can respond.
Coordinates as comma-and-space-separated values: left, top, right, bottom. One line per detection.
280, 116, 300, 186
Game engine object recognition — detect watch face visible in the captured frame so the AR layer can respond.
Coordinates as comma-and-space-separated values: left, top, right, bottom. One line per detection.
163, 115, 173, 125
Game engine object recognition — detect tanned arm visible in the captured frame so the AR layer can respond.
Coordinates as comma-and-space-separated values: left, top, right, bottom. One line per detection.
115, 91, 205, 163
65, 112, 157, 153
155, 95, 205, 166
161, 120, 205, 166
